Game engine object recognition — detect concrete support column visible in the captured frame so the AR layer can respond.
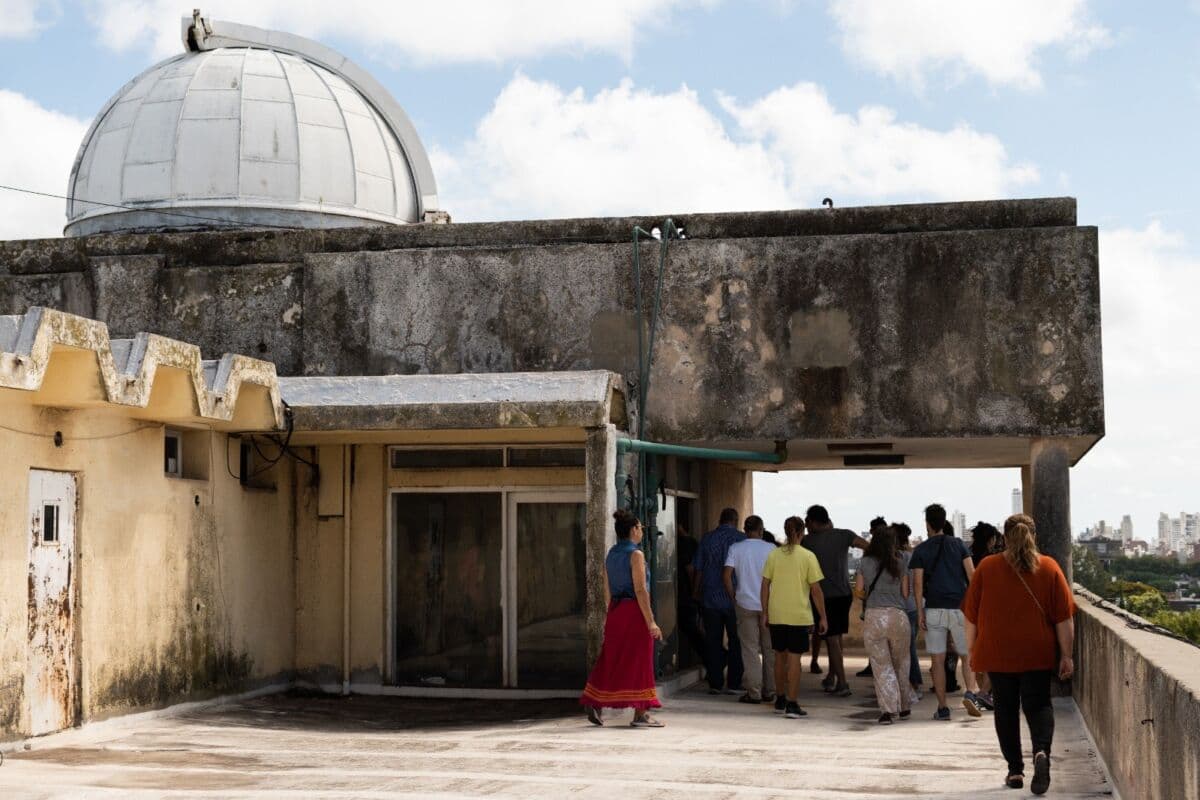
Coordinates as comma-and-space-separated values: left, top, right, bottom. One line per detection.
1020, 465, 1033, 516
584, 424, 618, 666
1028, 438, 1072, 582
702, 462, 753, 531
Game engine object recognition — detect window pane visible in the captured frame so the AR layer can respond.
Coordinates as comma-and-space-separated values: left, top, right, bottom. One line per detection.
390, 449, 503, 469
506, 448, 586, 468
393, 493, 503, 687
516, 502, 588, 688
43, 505, 58, 543
164, 434, 180, 475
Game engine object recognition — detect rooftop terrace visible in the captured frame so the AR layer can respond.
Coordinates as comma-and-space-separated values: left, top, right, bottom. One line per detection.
1, 655, 1114, 799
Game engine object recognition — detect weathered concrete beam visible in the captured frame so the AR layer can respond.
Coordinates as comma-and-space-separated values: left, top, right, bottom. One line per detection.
0, 197, 1076, 273
279, 371, 624, 431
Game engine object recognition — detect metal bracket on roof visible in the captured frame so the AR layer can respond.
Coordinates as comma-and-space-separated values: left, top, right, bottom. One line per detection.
178, 11, 441, 218
184, 9, 213, 51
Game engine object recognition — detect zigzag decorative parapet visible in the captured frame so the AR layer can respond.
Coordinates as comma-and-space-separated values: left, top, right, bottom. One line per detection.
0, 307, 284, 429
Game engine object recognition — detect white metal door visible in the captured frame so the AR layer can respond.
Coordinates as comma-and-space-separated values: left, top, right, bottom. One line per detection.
27, 469, 77, 735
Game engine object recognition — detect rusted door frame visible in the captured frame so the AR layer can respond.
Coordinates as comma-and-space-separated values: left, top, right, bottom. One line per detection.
27, 469, 81, 736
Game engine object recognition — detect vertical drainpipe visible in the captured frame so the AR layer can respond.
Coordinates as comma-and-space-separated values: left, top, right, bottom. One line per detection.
342, 444, 352, 696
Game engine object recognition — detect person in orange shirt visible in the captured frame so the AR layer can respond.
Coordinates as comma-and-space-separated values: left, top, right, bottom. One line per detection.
962, 514, 1076, 796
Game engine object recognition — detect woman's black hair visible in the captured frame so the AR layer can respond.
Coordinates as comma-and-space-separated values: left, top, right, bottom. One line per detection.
970, 521, 1002, 563
890, 522, 912, 548
613, 508, 641, 539
864, 527, 901, 578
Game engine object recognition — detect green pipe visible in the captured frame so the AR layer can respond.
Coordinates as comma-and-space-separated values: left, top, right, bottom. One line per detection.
617, 437, 785, 464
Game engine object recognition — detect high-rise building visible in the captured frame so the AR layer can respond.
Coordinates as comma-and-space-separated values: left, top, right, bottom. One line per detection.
1119, 515, 1134, 544
1184, 513, 1200, 546
1011, 488, 1023, 515
952, 510, 967, 543
1156, 512, 1200, 554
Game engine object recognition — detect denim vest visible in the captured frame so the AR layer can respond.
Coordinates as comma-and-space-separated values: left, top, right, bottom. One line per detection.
606, 540, 648, 600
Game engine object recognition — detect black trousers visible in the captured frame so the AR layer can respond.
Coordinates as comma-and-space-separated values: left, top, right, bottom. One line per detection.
988, 670, 1055, 775
701, 606, 743, 690
677, 598, 706, 666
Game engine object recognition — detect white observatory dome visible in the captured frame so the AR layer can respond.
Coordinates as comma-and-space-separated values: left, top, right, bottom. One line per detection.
65, 14, 440, 236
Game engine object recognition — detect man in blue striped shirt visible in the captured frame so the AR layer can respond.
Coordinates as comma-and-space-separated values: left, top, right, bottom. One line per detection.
692, 508, 746, 693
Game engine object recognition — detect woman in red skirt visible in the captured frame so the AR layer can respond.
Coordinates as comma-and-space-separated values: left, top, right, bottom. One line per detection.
581, 509, 664, 727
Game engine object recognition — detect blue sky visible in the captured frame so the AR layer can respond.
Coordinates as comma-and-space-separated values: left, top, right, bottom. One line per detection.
1, 1, 1198, 545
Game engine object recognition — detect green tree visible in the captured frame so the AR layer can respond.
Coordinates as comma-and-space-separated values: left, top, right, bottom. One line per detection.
1072, 545, 1111, 596
1125, 591, 1167, 618
1148, 610, 1200, 645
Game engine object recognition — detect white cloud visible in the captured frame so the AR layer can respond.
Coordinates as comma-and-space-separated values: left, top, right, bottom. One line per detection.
83, 0, 708, 62
438, 75, 1038, 221
1069, 222, 1200, 537
0, 0, 59, 38
0, 90, 88, 240
720, 83, 1039, 202
828, 0, 1110, 90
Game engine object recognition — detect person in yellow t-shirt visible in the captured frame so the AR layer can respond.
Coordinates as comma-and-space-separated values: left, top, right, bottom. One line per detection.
761, 516, 828, 718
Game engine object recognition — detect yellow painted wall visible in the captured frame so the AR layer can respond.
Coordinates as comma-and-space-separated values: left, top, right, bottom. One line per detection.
350, 446, 386, 681
0, 390, 294, 738
293, 444, 387, 687
293, 454, 343, 686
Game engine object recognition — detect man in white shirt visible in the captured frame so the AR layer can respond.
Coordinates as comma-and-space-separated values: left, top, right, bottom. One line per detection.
723, 515, 778, 703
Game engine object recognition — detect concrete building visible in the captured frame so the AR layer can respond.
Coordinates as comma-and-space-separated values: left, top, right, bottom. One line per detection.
1156, 511, 1200, 556
1159, 512, 1172, 553
951, 509, 967, 542
0, 12, 1108, 746
1078, 535, 1121, 568
1123, 539, 1151, 558
1119, 513, 1133, 544
1011, 487, 1023, 515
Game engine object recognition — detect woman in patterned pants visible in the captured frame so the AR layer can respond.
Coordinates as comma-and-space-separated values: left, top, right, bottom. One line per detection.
854, 528, 912, 724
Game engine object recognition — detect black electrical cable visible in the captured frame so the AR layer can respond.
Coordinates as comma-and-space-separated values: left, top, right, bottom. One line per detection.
225, 402, 300, 481
0, 183, 307, 232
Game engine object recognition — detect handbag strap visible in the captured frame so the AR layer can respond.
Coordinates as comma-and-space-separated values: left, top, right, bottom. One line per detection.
1010, 559, 1053, 628
866, 559, 886, 598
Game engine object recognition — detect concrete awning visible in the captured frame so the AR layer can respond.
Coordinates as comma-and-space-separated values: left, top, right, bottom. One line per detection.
0, 307, 284, 431
279, 370, 626, 433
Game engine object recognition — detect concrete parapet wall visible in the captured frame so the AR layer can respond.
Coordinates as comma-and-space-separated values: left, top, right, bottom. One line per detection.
0, 198, 1104, 451
1073, 588, 1200, 800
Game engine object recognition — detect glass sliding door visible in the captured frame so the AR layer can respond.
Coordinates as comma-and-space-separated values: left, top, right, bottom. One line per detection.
508, 492, 588, 689
392, 492, 503, 687
654, 494, 678, 677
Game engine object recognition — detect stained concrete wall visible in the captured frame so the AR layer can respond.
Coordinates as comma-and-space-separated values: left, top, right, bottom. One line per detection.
0, 393, 295, 740
0, 199, 1104, 448
1073, 589, 1200, 800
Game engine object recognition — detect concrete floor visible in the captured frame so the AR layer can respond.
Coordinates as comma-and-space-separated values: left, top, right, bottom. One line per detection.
1, 658, 1116, 799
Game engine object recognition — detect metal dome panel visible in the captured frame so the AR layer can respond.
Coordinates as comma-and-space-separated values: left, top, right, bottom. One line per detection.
65, 39, 433, 236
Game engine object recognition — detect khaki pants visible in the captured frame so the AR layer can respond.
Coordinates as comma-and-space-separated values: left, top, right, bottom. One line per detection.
735, 605, 775, 699
864, 607, 912, 715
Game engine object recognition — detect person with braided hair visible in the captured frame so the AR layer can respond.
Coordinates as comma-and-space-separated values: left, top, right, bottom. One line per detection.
963, 514, 1076, 794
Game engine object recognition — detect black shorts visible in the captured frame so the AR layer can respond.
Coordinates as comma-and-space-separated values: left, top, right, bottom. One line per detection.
768, 624, 811, 655
823, 595, 852, 637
